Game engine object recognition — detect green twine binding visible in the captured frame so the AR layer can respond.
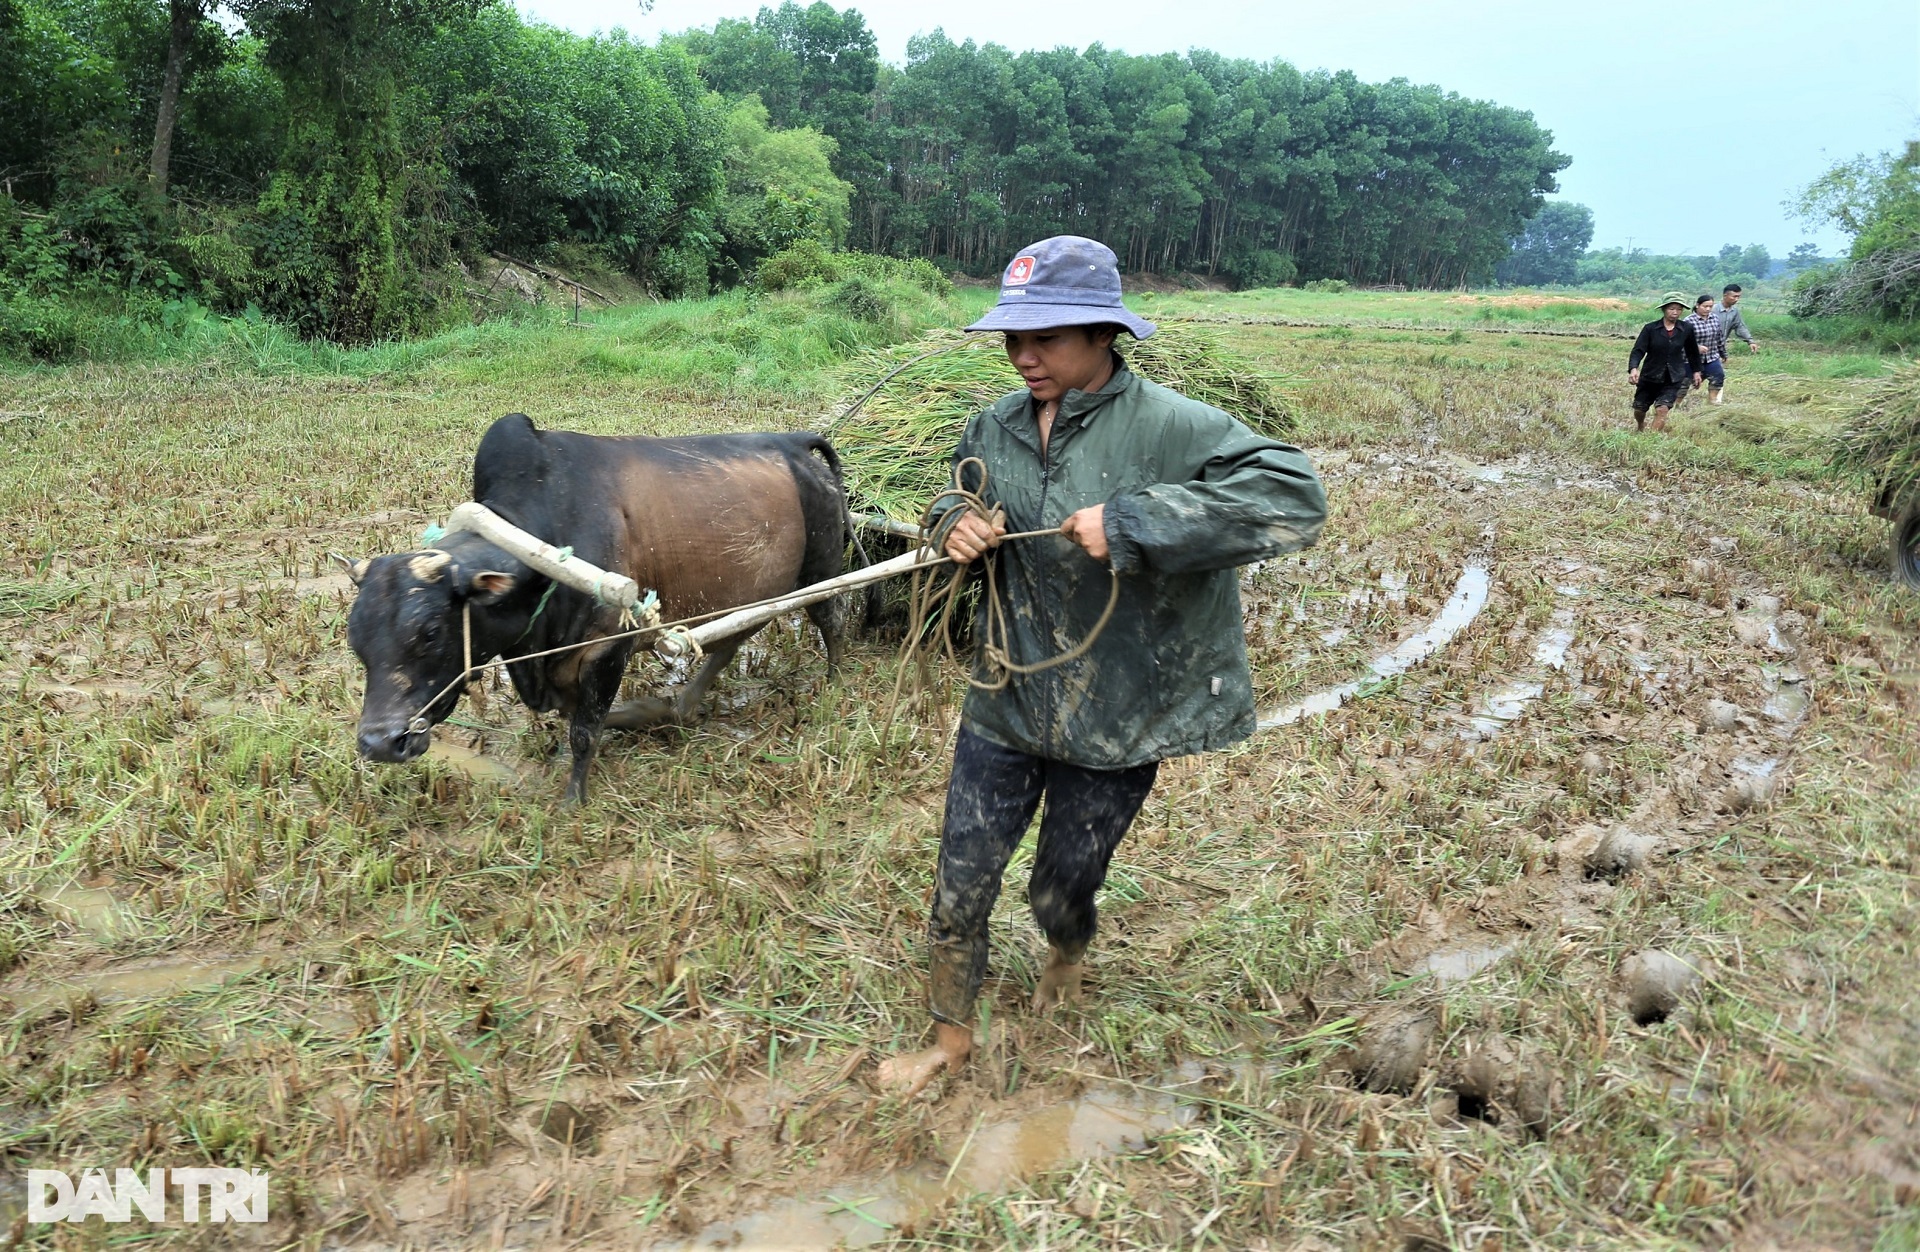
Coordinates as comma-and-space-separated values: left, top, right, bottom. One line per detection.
514, 579, 560, 645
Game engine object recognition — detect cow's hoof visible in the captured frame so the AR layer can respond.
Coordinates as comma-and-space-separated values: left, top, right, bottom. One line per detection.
604, 697, 677, 730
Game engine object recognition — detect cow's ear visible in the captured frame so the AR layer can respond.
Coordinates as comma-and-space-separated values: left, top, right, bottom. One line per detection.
330, 552, 371, 586
469, 570, 516, 601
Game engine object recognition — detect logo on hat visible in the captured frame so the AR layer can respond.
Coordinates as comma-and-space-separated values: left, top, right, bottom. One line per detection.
1006, 256, 1034, 286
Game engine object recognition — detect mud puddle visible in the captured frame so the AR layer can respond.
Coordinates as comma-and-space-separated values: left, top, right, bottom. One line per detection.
1463, 610, 1576, 740
425, 735, 526, 786
1259, 562, 1492, 730
36, 880, 141, 940
1762, 667, 1810, 730
1420, 939, 1517, 984
668, 1069, 1214, 1250
3, 954, 268, 1018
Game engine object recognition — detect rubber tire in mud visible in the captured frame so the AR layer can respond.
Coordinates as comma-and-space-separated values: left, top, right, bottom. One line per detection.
1894, 497, 1920, 592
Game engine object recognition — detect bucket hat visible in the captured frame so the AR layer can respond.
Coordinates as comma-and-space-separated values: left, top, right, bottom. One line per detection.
965, 236, 1156, 339
1656, 291, 1691, 310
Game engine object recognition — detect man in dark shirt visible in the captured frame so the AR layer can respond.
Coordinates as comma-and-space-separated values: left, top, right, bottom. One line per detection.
1627, 292, 1703, 433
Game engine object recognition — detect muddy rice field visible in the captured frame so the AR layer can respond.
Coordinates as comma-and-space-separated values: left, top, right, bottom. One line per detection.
2, 302, 1917, 1250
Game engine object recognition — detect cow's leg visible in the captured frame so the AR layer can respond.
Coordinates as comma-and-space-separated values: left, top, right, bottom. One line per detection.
793, 455, 849, 673
668, 628, 757, 721
603, 627, 759, 730
562, 646, 628, 804
805, 594, 846, 673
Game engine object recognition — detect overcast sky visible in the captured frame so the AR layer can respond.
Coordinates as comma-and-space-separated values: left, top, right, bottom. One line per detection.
517, 0, 1919, 258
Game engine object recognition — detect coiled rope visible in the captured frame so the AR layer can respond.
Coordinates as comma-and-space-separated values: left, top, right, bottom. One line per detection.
887, 456, 1119, 720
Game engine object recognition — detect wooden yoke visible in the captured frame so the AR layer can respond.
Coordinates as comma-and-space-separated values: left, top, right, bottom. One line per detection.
443, 501, 641, 611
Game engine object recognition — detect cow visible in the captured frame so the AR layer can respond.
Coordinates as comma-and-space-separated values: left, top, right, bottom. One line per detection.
345, 413, 850, 802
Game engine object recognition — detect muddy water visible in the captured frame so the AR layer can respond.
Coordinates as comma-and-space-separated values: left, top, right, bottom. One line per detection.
38, 881, 140, 940
1762, 670, 1810, 729
670, 1073, 1204, 1251
425, 737, 523, 786
1464, 611, 1576, 740
1259, 563, 1492, 730
5, 954, 268, 1017
1421, 940, 1517, 984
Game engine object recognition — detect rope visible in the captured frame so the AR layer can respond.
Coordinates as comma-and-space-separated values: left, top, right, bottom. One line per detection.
401, 459, 1116, 735
886, 456, 1120, 721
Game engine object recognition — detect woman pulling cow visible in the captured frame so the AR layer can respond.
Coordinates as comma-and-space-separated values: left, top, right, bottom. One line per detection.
877, 236, 1329, 1095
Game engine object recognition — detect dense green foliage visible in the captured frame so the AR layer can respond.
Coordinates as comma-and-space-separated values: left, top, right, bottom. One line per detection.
3, 0, 1574, 355
1494, 201, 1593, 286
1562, 240, 1772, 296
674, 14, 1570, 288
1792, 142, 1920, 322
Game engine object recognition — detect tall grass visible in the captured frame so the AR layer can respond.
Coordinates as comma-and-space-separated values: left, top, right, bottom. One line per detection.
0, 278, 986, 399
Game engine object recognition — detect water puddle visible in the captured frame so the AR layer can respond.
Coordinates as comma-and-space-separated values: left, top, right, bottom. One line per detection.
4, 954, 268, 1018
37, 881, 140, 941
1259, 563, 1492, 730
425, 737, 523, 786
1463, 615, 1576, 740
288, 571, 357, 599
671, 1070, 1210, 1250
1762, 670, 1809, 729
1420, 940, 1516, 984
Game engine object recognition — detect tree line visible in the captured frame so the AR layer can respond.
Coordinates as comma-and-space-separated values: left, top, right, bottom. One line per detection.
0, 0, 1570, 350
678, 16, 1569, 289
1495, 202, 1787, 294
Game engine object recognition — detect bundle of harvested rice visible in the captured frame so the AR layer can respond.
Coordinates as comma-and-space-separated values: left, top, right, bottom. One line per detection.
827, 322, 1300, 521
1832, 360, 1920, 498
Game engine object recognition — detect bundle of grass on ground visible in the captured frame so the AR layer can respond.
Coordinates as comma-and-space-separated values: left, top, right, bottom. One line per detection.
1832, 358, 1920, 498
826, 321, 1299, 521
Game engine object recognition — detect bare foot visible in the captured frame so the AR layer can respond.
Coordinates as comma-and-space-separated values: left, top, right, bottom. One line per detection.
1030, 947, 1085, 1012
875, 1022, 972, 1097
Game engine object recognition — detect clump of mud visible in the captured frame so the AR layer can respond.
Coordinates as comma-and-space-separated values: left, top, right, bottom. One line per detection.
533, 1100, 597, 1151
1350, 1009, 1434, 1094
1622, 950, 1709, 1026
1583, 825, 1655, 881
1721, 758, 1781, 813
1442, 1036, 1555, 1137
1701, 699, 1742, 733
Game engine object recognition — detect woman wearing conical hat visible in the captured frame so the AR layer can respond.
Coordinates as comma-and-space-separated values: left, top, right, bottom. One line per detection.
1628, 292, 1705, 433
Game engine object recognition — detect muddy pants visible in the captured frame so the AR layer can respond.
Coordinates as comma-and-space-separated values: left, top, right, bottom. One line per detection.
927, 727, 1159, 1025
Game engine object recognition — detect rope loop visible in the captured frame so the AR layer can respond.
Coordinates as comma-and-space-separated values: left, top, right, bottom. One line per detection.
887, 457, 1119, 721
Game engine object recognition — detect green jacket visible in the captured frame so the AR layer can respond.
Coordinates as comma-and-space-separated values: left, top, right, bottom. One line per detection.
942, 360, 1326, 767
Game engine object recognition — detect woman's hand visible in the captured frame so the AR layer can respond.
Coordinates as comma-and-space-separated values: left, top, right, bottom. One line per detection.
944, 511, 1005, 565
1061, 504, 1109, 563
1628, 368, 1640, 385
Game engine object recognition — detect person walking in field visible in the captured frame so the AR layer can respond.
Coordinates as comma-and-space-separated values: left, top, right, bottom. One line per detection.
1713, 283, 1759, 402
875, 236, 1328, 1097
1685, 294, 1730, 405
1628, 292, 1703, 433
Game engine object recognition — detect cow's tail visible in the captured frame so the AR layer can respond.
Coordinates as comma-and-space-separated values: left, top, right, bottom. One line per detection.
803, 434, 885, 631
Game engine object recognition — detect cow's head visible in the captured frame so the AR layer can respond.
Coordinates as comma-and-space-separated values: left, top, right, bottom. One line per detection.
345, 549, 516, 762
